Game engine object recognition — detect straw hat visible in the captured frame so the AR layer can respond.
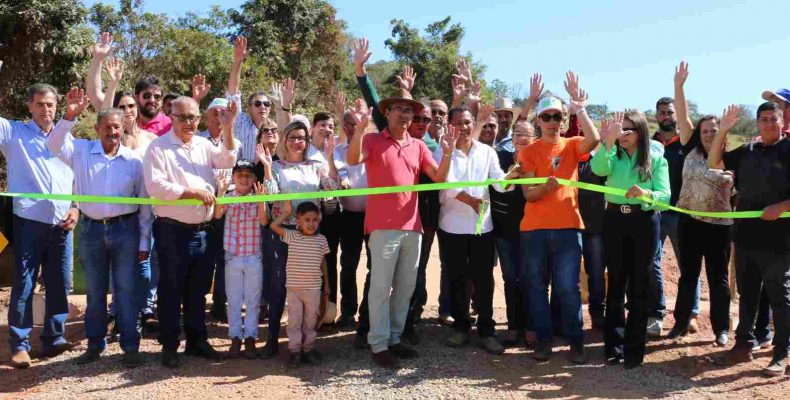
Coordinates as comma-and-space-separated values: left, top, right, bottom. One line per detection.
378, 88, 425, 115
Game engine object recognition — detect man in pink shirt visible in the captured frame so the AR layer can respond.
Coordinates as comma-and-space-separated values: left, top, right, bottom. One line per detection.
143, 96, 238, 368
135, 76, 172, 136
347, 88, 458, 368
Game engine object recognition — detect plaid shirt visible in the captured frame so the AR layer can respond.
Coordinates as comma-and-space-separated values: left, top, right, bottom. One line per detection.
223, 191, 262, 256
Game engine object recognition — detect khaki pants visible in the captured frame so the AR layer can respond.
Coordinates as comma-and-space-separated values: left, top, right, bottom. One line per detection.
286, 287, 321, 353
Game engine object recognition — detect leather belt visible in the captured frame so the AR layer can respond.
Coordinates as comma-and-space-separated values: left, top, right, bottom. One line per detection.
607, 203, 652, 215
83, 212, 138, 225
158, 217, 214, 231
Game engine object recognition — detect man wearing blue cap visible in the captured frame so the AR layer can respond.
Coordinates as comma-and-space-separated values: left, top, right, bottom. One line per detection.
762, 88, 790, 134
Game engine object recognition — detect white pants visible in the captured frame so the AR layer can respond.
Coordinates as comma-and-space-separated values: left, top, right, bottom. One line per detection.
225, 253, 263, 339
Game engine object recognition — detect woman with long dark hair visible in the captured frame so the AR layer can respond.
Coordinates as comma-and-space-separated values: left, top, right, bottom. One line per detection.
592, 110, 670, 369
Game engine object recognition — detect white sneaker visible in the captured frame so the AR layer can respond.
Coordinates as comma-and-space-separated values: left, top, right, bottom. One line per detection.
646, 318, 663, 338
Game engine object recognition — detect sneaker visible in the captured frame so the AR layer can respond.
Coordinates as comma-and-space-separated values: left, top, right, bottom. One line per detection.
371, 350, 399, 369
301, 349, 322, 365
763, 354, 789, 377
438, 314, 454, 327
161, 350, 180, 369
445, 332, 469, 348
10, 350, 32, 369
353, 332, 369, 349
74, 349, 103, 365
533, 341, 553, 362
389, 343, 419, 359
568, 344, 588, 365
688, 316, 700, 334
646, 318, 663, 338
478, 337, 505, 355
401, 329, 421, 346
754, 335, 773, 351
712, 347, 753, 366
122, 351, 145, 368
287, 352, 301, 369
715, 333, 729, 347
244, 338, 257, 359
227, 338, 243, 359
258, 340, 279, 359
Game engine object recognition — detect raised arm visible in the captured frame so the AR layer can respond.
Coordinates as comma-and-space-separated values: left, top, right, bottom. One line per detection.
674, 61, 694, 145
269, 200, 291, 238
591, 115, 621, 177
227, 36, 248, 95
213, 171, 231, 219
353, 38, 386, 131
191, 74, 211, 105
347, 106, 372, 166
422, 124, 459, 183
708, 105, 740, 169
565, 72, 600, 154
47, 88, 90, 165
100, 57, 124, 110
86, 32, 114, 111
519, 73, 543, 120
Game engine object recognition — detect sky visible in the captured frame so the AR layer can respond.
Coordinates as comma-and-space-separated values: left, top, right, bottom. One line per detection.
82, 0, 790, 115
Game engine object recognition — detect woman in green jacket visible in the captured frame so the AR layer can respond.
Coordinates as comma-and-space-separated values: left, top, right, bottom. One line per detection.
592, 110, 670, 369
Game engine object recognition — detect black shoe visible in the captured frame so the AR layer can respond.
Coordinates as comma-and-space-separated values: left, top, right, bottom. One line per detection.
185, 341, 222, 361
591, 316, 606, 330
606, 354, 624, 366
335, 314, 356, 328
210, 307, 228, 323
371, 350, 399, 368
568, 344, 588, 365
353, 332, 369, 349
287, 352, 301, 369
389, 343, 419, 359
74, 349, 103, 365
667, 326, 689, 340
141, 313, 159, 334
401, 329, 421, 346
533, 341, 553, 362
624, 359, 643, 369
122, 351, 145, 368
301, 349, 322, 365
162, 350, 180, 368
39, 341, 77, 359
258, 340, 279, 359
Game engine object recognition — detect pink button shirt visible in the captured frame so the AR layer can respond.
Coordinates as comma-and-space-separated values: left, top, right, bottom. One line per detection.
362, 129, 435, 234
144, 130, 237, 224
139, 113, 172, 137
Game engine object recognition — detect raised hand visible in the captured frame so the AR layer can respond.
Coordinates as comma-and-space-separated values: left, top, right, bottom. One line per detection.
64, 87, 90, 121
720, 104, 741, 132
454, 58, 474, 85
569, 89, 588, 114
92, 32, 113, 60
103, 57, 125, 84
253, 181, 266, 195
395, 65, 417, 92
476, 103, 495, 123
219, 99, 239, 126
334, 91, 347, 118
353, 106, 373, 129
674, 61, 689, 88
191, 74, 211, 103
528, 73, 544, 101
216, 170, 231, 195
353, 97, 367, 114
323, 133, 336, 160
281, 78, 296, 108
604, 112, 625, 148
233, 36, 249, 63
269, 82, 283, 107
440, 123, 460, 153
563, 70, 580, 100
256, 143, 273, 167
452, 76, 467, 101
466, 81, 482, 104
353, 38, 372, 74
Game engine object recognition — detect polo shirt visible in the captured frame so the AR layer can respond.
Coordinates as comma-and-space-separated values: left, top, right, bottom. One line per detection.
362, 129, 435, 234
139, 113, 172, 137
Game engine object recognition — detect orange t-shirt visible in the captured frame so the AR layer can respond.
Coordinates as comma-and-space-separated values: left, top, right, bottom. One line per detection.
518, 136, 586, 232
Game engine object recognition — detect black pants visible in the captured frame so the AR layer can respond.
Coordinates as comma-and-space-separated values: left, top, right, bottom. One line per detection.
339, 210, 370, 318
603, 208, 660, 364
438, 230, 497, 337
207, 217, 226, 311
734, 245, 790, 357
320, 210, 342, 304
404, 226, 436, 332
674, 215, 731, 335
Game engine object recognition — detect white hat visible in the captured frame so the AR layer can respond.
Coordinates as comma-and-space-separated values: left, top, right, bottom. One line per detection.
207, 98, 229, 110
535, 97, 564, 116
291, 114, 310, 128
493, 97, 521, 121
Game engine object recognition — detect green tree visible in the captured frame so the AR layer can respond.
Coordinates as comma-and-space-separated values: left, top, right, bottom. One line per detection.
488, 79, 510, 99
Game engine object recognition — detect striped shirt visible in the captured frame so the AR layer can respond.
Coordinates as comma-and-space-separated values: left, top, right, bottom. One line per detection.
223, 191, 263, 256
282, 229, 329, 289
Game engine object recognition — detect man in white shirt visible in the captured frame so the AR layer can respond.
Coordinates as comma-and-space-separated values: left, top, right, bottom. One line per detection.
144, 96, 238, 368
47, 88, 153, 368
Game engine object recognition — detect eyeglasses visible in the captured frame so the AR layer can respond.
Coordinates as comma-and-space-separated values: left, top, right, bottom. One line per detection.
142, 93, 162, 101
622, 127, 637, 135
413, 117, 432, 123
513, 133, 537, 140
482, 124, 497, 129
118, 104, 136, 110
260, 128, 278, 135
539, 113, 564, 123
431, 109, 447, 117
286, 136, 307, 143
253, 100, 271, 108
172, 114, 201, 124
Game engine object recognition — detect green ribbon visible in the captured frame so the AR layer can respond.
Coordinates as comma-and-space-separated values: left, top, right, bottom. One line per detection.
1, 177, 788, 219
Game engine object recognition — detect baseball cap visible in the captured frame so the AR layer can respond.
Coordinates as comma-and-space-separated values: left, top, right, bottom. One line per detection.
232, 160, 256, 174
761, 89, 790, 106
207, 98, 229, 110
535, 97, 564, 116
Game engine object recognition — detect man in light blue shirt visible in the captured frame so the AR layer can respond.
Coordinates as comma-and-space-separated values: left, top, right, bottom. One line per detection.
1, 83, 79, 369
46, 88, 153, 368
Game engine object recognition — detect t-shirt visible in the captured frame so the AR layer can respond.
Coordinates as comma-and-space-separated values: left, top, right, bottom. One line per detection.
653, 133, 685, 207
282, 229, 329, 289
577, 158, 606, 234
518, 136, 586, 232
723, 139, 790, 251
490, 148, 525, 238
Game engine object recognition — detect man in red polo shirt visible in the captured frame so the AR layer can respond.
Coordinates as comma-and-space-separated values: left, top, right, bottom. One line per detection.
347, 88, 458, 368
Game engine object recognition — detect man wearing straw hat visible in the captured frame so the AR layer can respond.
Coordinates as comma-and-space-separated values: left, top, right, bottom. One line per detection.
493, 97, 521, 152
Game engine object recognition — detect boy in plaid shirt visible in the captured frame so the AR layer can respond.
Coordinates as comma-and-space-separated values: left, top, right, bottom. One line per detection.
214, 160, 276, 358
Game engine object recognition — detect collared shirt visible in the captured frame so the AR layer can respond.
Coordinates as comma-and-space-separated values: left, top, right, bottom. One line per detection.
47, 119, 153, 251
0, 117, 73, 224
223, 190, 263, 256
653, 131, 685, 206
139, 113, 172, 137
196, 129, 242, 181
591, 140, 670, 210
362, 128, 435, 233
334, 142, 367, 212
433, 140, 511, 235
226, 91, 264, 162
422, 132, 439, 152
144, 130, 237, 224
495, 130, 515, 153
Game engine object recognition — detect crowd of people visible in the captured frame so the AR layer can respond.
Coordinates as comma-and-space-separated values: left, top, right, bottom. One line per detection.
3, 33, 790, 377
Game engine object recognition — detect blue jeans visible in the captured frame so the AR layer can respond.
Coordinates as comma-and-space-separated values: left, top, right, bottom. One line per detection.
521, 229, 584, 346
262, 226, 288, 342
109, 243, 154, 317
582, 232, 606, 319
8, 216, 72, 353
154, 219, 214, 351
79, 215, 141, 352
650, 211, 699, 319
496, 236, 528, 331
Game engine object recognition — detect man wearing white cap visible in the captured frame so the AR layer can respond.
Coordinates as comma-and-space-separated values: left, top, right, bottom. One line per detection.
197, 98, 243, 322
518, 80, 600, 364
492, 98, 521, 152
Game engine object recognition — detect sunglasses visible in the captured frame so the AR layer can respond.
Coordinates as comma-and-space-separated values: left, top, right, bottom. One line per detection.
431, 109, 447, 117
286, 136, 306, 143
118, 104, 136, 110
622, 128, 637, 135
413, 117, 432, 123
260, 128, 278, 135
253, 100, 271, 108
142, 93, 162, 101
539, 113, 563, 123
173, 114, 201, 124
482, 124, 497, 129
